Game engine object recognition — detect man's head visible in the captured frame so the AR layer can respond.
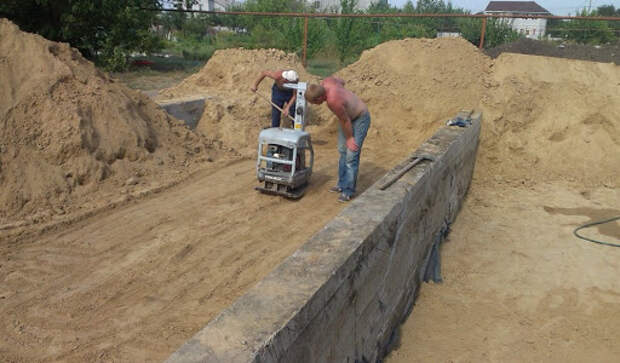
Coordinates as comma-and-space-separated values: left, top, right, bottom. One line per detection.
282, 70, 299, 82
305, 84, 326, 104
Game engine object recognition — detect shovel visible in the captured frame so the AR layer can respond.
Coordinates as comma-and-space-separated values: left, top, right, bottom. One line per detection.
378, 154, 435, 190
253, 91, 295, 122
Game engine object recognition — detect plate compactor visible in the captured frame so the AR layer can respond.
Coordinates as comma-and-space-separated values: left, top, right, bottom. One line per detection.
255, 82, 314, 199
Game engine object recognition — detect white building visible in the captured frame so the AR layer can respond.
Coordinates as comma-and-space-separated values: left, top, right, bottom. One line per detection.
191, 0, 233, 11
484, 1, 552, 39
187, 0, 376, 12
309, 0, 377, 12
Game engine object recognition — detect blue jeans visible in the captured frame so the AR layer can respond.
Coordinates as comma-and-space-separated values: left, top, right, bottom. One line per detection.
271, 83, 295, 128
337, 111, 371, 197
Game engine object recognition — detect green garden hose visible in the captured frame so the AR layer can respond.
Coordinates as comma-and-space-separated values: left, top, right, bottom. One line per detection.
573, 216, 620, 248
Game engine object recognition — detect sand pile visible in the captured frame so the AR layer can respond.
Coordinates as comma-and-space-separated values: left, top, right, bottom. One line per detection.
479, 53, 620, 187
307, 39, 618, 188
334, 37, 491, 124
158, 48, 319, 157
0, 19, 214, 225
317, 37, 492, 160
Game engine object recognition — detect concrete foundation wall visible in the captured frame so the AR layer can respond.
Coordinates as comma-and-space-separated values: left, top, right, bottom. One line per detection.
167, 113, 481, 363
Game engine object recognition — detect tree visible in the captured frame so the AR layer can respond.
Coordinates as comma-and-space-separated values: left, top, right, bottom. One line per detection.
596, 5, 620, 38
459, 17, 521, 48
218, 0, 331, 58
596, 5, 619, 17
558, 9, 617, 44
334, 0, 369, 63
160, 0, 199, 32
0, 0, 163, 71
395, 0, 467, 40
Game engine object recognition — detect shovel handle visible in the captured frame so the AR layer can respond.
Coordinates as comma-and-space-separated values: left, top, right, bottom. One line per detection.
253, 91, 295, 122
379, 155, 434, 190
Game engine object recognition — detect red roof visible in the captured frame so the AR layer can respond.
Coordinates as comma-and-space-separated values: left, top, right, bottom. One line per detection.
485, 1, 551, 14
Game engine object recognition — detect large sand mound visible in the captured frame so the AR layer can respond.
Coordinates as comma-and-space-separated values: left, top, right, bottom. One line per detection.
158, 48, 320, 157
324, 37, 492, 161
335, 37, 491, 124
479, 54, 620, 187
0, 19, 214, 225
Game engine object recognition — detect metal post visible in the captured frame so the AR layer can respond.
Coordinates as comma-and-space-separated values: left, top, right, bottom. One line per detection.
479, 16, 487, 49
303, 16, 308, 67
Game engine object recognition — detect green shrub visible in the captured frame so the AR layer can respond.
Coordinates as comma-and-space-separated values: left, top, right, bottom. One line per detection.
101, 46, 129, 72
459, 18, 522, 48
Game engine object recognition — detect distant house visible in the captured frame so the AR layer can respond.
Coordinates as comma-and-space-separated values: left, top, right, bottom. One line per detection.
484, 1, 552, 39
191, 0, 233, 12
436, 32, 461, 39
191, 0, 376, 13
310, 0, 377, 11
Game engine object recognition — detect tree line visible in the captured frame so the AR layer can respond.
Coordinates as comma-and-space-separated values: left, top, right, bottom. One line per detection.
163, 0, 522, 65
1, 0, 618, 71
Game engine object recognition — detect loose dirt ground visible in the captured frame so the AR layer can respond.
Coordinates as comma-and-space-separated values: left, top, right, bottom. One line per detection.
0, 136, 429, 362
386, 181, 620, 363
1, 21, 619, 362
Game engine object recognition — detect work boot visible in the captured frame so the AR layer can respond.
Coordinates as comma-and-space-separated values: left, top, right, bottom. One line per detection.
338, 194, 352, 203
328, 186, 342, 193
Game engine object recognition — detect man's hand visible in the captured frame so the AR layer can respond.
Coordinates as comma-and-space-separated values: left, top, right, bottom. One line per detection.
282, 105, 290, 117
346, 137, 359, 152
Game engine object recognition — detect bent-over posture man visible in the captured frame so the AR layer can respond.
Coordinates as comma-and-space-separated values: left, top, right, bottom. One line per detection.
305, 77, 371, 202
251, 69, 298, 128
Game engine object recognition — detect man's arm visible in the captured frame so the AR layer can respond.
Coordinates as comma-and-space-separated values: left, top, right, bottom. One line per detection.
328, 101, 359, 152
283, 93, 297, 115
251, 70, 280, 92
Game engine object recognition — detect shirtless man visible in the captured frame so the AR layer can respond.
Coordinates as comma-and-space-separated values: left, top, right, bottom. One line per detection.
251, 69, 298, 128
305, 77, 371, 202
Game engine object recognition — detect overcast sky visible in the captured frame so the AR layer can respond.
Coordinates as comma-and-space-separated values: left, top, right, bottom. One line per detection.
389, 0, 620, 15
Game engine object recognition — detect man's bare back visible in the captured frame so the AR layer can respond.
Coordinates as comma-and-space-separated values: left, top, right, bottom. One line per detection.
321, 77, 368, 122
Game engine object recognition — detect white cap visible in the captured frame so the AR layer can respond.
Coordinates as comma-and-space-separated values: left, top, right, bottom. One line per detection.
282, 70, 299, 82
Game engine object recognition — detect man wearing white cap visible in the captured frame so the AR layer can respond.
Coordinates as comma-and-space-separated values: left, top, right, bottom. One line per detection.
251, 69, 299, 128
